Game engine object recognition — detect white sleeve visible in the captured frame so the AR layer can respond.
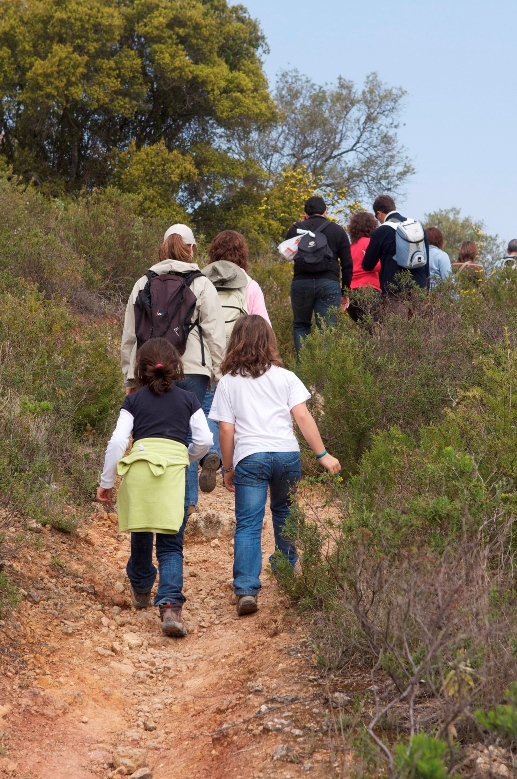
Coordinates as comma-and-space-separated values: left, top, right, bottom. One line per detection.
100, 409, 134, 488
188, 408, 214, 463
287, 373, 311, 410
208, 379, 235, 424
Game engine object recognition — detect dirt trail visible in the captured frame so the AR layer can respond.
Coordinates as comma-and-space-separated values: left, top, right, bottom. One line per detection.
0, 485, 345, 779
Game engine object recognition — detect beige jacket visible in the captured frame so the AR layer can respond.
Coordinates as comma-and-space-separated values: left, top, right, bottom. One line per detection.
121, 260, 226, 388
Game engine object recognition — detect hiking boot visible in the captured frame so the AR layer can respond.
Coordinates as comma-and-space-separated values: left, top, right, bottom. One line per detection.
129, 584, 151, 610
199, 453, 221, 493
236, 595, 258, 616
159, 602, 187, 637
186, 504, 198, 516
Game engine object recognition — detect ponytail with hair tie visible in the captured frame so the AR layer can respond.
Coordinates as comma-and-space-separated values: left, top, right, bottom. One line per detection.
155, 363, 163, 369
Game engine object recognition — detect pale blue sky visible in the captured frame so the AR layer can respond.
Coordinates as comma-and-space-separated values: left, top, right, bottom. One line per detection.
237, 0, 516, 246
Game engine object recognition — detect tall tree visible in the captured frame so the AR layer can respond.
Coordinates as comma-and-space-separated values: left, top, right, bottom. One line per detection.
237, 69, 414, 202
0, 0, 274, 192
424, 207, 504, 265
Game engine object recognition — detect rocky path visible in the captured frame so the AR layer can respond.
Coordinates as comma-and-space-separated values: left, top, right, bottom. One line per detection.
0, 484, 346, 779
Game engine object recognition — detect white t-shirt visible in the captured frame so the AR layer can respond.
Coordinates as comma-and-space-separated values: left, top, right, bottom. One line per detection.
208, 365, 311, 467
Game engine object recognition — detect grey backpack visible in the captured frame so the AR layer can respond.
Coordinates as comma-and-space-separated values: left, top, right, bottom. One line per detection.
201, 261, 248, 343
385, 218, 427, 269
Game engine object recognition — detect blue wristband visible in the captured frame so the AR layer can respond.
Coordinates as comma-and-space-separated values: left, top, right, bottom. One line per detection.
315, 449, 328, 459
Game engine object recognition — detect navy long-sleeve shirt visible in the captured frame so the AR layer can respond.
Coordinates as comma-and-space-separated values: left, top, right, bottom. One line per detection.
362, 212, 429, 294
286, 216, 353, 291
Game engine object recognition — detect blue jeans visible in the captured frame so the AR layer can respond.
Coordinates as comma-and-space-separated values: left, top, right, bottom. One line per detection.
290, 277, 342, 355
176, 374, 209, 508
233, 452, 301, 596
201, 384, 221, 462
126, 513, 188, 605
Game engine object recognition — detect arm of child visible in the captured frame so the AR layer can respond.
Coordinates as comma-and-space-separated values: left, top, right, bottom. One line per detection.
291, 402, 341, 474
188, 409, 213, 462
97, 409, 134, 503
219, 422, 236, 493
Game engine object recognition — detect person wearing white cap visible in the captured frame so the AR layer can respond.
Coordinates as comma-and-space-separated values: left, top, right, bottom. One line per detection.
121, 224, 226, 518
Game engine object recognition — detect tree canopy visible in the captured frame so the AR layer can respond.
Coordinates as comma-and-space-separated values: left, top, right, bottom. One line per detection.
424, 207, 504, 265
0, 0, 274, 193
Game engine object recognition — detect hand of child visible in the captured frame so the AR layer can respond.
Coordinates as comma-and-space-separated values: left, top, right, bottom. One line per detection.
318, 453, 341, 474
223, 470, 235, 493
96, 486, 113, 503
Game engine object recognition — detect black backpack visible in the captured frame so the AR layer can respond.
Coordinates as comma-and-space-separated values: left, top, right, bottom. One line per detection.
293, 220, 334, 273
134, 269, 205, 363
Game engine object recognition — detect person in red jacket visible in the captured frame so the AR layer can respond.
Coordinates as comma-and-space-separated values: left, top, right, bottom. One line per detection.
347, 211, 380, 321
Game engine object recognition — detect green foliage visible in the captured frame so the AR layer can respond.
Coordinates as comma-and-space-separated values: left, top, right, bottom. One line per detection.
0, 0, 273, 196
0, 174, 165, 303
395, 734, 450, 779
0, 273, 121, 528
0, 571, 20, 618
475, 683, 517, 740
424, 207, 504, 266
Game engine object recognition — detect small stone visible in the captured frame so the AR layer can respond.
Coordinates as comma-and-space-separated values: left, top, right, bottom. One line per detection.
81, 716, 89, 723
27, 589, 41, 603
112, 746, 147, 774
114, 582, 124, 593
272, 745, 294, 762
129, 769, 153, 779
210, 539, 220, 548
302, 764, 314, 772
144, 719, 157, 732
96, 646, 114, 657
75, 583, 95, 595
123, 633, 143, 649
248, 681, 264, 693
329, 692, 351, 708
111, 642, 123, 655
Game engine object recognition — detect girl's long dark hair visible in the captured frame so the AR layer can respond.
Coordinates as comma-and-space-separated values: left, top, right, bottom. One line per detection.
221, 315, 283, 378
135, 338, 184, 395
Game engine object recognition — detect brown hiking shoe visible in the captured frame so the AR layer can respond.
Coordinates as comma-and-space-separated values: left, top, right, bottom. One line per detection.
159, 602, 187, 637
237, 595, 258, 616
199, 453, 221, 493
129, 584, 151, 610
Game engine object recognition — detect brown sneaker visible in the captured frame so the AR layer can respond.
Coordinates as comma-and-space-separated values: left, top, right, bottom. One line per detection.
129, 584, 151, 609
159, 602, 187, 637
199, 453, 221, 493
186, 504, 197, 516
237, 595, 258, 616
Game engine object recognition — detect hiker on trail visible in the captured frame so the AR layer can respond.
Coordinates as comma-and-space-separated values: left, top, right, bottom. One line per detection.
347, 211, 380, 321
285, 195, 352, 355
120, 224, 226, 516
362, 196, 429, 306
425, 227, 452, 287
198, 230, 271, 490
493, 239, 517, 271
452, 241, 484, 285
97, 338, 213, 638
208, 315, 341, 617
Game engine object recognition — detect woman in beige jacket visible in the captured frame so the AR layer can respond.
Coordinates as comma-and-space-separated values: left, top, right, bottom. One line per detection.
120, 224, 226, 515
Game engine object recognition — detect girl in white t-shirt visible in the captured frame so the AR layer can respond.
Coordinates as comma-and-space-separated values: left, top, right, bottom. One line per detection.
209, 315, 341, 616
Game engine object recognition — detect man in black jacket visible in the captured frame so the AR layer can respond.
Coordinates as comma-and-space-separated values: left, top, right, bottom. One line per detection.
286, 196, 352, 354
362, 195, 429, 296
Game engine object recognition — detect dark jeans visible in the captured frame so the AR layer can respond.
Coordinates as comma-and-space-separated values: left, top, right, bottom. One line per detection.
290, 277, 342, 355
233, 452, 301, 596
126, 514, 188, 606
176, 374, 209, 508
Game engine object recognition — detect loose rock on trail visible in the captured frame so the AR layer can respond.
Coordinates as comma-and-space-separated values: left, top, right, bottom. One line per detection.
0, 483, 344, 778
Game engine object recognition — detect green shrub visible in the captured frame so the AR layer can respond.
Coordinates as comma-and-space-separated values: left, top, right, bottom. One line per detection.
395, 734, 450, 779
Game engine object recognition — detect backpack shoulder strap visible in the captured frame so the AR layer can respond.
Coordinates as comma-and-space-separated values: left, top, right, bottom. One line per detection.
314, 219, 332, 234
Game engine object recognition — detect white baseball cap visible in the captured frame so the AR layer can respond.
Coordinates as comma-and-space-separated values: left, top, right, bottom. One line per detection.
163, 223, 196, 245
